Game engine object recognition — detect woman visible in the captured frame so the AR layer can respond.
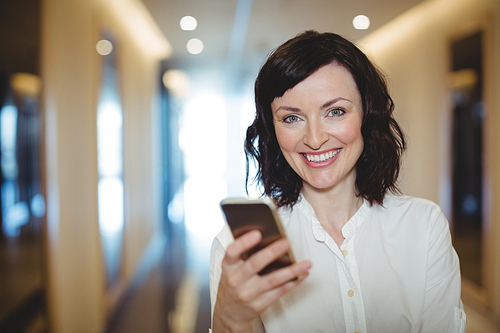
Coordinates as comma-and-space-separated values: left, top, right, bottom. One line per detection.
210, 31, 466, 332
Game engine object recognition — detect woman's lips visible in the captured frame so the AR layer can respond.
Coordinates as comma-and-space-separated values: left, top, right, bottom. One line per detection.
302, 148, 341, 162
301, 148, 341, 167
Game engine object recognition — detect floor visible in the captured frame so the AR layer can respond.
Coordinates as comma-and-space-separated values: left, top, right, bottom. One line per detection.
0, 236, 44, 322
106, 223, 212, 333
465, 303, 500, 333
0, 222, 48, 332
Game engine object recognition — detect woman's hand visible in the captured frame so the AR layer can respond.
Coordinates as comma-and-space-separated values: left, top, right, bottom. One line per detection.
212, 230, 311, 333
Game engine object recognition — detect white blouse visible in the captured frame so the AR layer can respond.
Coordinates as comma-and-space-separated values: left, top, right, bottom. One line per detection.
210, 194, 466, 332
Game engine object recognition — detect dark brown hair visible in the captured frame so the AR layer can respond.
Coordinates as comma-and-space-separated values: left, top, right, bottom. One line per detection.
245, 30, 406, 207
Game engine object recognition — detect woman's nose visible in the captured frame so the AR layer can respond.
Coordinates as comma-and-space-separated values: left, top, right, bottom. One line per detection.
304, 121, 328, 150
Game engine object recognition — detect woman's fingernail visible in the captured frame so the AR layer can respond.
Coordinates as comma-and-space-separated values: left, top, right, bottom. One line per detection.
299, 260, 312, 270
248, 230, 261, 240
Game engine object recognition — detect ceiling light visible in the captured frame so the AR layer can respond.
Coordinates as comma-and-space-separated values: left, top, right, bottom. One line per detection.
186, 38, 204, 55
353, 15, 370, 30
180, 16, 197, 31
96, 39, 113, 55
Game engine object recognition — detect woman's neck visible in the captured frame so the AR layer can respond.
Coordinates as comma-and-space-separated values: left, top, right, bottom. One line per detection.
302, 182, 363, 247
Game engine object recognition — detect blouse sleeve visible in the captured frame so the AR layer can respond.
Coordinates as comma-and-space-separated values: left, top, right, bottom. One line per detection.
209, 235, 226, 325
209, 226, 266, 333
421, 209, 466, 332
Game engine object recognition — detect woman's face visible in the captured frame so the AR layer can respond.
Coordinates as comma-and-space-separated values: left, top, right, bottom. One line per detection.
271, 63, 364, 195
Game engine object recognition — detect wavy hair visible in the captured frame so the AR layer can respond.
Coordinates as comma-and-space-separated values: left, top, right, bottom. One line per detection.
245, 30, 406, 207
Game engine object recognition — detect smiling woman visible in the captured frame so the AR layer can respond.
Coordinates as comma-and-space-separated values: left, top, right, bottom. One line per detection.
209, 30, 466, 333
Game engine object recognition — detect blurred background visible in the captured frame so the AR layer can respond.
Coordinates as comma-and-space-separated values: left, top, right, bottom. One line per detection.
0, 0, 499, 332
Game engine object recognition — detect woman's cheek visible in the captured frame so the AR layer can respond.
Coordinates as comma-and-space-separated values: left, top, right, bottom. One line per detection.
276, 128, 298, 151
331, 121, 362, 144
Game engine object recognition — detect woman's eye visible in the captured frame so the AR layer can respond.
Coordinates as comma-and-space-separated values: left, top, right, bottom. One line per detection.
283, 115, 301, 123
328, 108, 345, 117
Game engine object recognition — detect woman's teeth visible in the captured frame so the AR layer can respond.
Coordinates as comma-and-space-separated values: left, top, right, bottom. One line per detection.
305, 149, 340, 162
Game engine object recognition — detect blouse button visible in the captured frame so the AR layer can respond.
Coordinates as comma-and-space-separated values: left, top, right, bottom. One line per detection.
347, 289, 355, 297
342, 250, 349, 257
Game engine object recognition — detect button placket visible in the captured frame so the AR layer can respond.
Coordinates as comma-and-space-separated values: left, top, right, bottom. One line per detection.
339, 235, 367, 333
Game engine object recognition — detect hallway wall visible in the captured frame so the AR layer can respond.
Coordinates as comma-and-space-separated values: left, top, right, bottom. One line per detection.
41, 0, 170, 332
359, 0, 500, 323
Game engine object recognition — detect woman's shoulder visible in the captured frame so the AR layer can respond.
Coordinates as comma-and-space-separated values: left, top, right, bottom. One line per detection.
375, 194, 444, 221
383, 193, 440, 208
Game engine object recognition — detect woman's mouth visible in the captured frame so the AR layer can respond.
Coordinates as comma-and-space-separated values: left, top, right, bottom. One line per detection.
302, 149, 341, 163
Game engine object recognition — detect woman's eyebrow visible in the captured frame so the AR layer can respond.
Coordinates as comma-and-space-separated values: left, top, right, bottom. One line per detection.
274, 105, 301, 113
321, 97, 351, 109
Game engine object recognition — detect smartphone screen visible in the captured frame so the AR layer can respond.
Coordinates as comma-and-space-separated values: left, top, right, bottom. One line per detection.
220, 198, 296, 275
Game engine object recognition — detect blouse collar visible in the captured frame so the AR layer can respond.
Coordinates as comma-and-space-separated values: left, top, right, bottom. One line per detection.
295, 194, 370, 242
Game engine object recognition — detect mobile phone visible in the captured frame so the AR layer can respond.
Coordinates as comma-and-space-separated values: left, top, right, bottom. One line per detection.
220, 197, 296, 275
